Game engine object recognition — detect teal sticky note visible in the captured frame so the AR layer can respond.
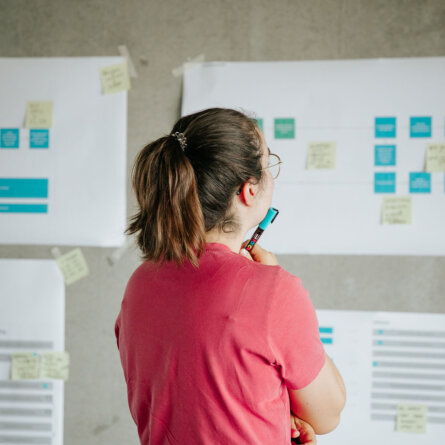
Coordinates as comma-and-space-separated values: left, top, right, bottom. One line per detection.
375, 145, 396, 166
409, 172, 431, 193
0, 128, 19, 148
375, 172, 396, 193
410, 117, 431, 138
30, 129, 49, 149
375, 117, 396, 138
0, 178, 48, 198
274, 118, 295, 139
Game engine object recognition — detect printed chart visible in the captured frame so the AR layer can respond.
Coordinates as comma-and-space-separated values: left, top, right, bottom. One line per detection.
0, 58, 127, 246
316, 310, 445, 445
182, 58, 445, 255
0, 259, 65, 445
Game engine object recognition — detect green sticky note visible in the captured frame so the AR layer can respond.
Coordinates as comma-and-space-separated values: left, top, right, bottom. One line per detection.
100, 62, 131, 94
25, 101, 53, 128
274, 118, 295, 139
382, 197, 411, 225
307, 142, 336, 169
11, 353, 40, 380
56, 248, 90, 286
396, 403, 427, 433
41, 352, 70, 380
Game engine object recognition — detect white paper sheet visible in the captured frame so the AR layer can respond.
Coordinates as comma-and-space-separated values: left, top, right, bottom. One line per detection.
0, 259, 65, 445
182, 58, 445, 255
0, 57, 127, 247
316, 309, 445, 444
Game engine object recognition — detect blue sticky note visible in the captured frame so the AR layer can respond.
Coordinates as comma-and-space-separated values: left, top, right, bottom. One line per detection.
321, 338, 333, 345
375, 117, 396, 138
0, 128, 19, 148
410, 117, 432, 138
375, 172, 396, 193
0, 204, 48, 213
0, 178, 48, 198
375, 145, 396, 166
30, 129, 49, 149
409, 172, 431, 193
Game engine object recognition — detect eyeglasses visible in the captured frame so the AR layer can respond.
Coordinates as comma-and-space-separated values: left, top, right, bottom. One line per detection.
236, 152, 283, 195
265, 153, 283, 180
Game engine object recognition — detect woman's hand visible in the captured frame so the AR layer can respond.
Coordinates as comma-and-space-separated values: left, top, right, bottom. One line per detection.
290, 413, 317, 444
239, 240, 279, 266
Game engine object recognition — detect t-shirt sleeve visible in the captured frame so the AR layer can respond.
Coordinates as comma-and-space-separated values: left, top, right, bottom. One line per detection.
266, 268, 326, 390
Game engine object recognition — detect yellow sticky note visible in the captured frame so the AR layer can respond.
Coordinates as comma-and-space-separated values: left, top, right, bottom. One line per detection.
396, 403, 427, 433
40, 352, 69, 380
11, 353, 40, 380
100, 62, 131, 94
426, 143, 445, 172
56, 248, 90, 285
307, 142, 336, 169
382, 197, 411, 224
25, 101, 53, 128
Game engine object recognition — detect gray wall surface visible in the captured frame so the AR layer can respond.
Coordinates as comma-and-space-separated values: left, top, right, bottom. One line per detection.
1, 1, 445, 443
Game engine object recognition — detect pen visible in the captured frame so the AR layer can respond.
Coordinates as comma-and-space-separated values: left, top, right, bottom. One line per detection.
245, 207, 279, 252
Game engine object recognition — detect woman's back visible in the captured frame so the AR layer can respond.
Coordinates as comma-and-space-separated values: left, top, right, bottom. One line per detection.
115, 243, 325, 445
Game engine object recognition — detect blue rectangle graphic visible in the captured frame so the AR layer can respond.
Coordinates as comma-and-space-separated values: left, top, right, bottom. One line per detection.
30, 129, 49, 149
0, 204, 48, 213
374, 172, 396, 193
375, 117, 396, 138
319, 327, 333, 334
410, 116, 432, 138
0, 128, 19, 148
409, 172, 431, 193
375, 145, 396, 166
0, 178, 48, 198
321, 338, 333, 345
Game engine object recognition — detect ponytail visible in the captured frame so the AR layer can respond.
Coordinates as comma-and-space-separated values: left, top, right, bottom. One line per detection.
126, 135, 206, 268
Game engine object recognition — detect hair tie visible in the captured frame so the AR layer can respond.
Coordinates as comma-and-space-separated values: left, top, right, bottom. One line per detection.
171, 132, 187, 151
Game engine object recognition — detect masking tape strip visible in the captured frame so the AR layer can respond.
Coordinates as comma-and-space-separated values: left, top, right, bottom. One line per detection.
172, 53, 205, 77
50, 247, 62, 259
118, 44, 138, 78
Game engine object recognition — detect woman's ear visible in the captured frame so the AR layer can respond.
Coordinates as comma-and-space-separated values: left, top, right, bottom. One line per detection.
237, 181, 258, 206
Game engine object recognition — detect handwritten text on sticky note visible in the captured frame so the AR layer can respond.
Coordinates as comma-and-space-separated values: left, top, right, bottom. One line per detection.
307, 142, 336, 169
426, 143, 445, 172
56, 248, 89, 285
25, 101, 53, 128
396, 403, 427, 433
382, 197, 411, 224
100, 63, 131, 94
11, 353, 40, 380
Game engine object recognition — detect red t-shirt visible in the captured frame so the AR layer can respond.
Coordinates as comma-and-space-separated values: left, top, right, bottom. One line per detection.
115, 242, 325, 445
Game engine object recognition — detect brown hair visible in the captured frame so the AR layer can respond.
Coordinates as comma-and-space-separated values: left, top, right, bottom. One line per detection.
126, 108, 263, 268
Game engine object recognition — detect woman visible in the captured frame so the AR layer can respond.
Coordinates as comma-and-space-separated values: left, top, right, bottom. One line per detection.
115, 108, 346, 444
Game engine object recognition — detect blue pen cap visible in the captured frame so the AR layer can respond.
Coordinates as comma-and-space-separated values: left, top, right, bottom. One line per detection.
259, 207, 279, 230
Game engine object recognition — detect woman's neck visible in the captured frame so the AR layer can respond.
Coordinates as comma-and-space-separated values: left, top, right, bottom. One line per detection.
205, 229, 247, 254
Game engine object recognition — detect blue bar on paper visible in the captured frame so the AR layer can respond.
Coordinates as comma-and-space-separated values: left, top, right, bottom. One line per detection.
0, 204, 48, 213
319, 327, 333, 334
375, 117, 396, 138
410, 116, 432, 138
0, 178, 48, 198
30, 129, 49, 149
375, 145, 396, 166
409, 172, 431, 193
321, 338, 333, 345
0, 128, 19, 148
374, 172, 396, 193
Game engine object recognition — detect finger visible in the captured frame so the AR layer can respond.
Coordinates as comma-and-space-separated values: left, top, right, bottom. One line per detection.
239, 248, 253, 261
